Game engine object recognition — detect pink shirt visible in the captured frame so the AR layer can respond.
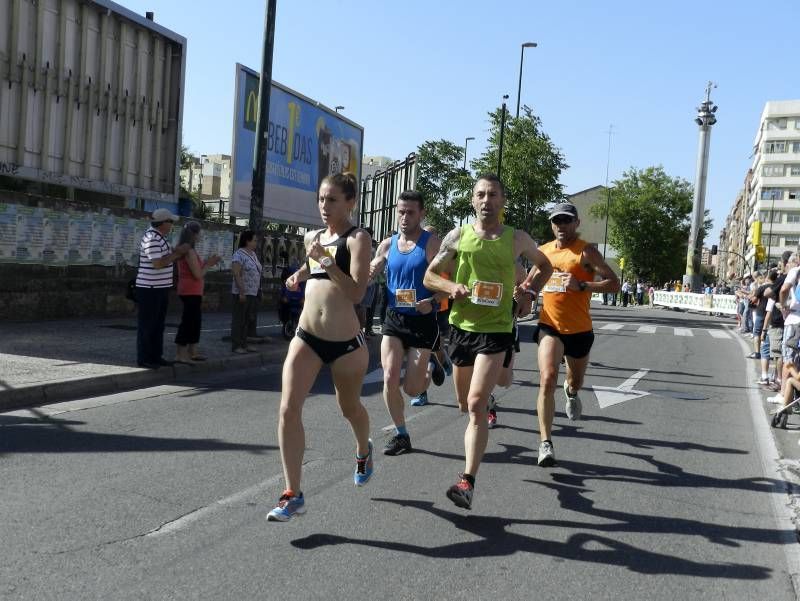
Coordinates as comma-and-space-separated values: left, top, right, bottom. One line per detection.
177, 249, 204, 296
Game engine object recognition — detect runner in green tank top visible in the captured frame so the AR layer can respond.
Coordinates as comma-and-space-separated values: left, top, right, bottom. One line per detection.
424, 173, 553, 510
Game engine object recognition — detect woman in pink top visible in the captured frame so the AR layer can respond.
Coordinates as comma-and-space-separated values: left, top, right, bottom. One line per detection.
175, 221, 221, 363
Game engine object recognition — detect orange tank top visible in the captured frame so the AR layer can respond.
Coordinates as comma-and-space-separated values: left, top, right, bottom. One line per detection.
438, 272, 451, 311
539, 239, 593, 334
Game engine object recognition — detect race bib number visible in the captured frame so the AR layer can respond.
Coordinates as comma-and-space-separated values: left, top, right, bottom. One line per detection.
308, 247, 336, 274
395, 288, 417, 308
543, 271, 570, 293
471, 281, 503, 306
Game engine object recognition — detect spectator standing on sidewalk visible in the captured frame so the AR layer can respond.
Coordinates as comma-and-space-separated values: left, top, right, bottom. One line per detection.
621, 280, 630, 307
231, 230, 262, 354
174, 221, 221, 364
749, 275, 771, 359
648, 283, 655, 308
135, 208, 189, 369
636, 281, 644, 306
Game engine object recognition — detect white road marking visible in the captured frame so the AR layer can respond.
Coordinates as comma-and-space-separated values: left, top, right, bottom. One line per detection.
674, 328, 693, 336
593, 369, 650, 409
637, 325, 657, 334
600, 323, 625, 330
707, 329, 731, 339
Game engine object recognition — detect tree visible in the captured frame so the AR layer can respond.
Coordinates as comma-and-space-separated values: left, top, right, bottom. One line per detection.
591, 166, 711, 284
471, 106, 568, 235
415, 139, 473, 235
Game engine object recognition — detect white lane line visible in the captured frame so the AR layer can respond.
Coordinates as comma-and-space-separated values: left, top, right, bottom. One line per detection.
674, 328, 693, 336
707, 329, 731, 339
637, 325, 657, 334
600, 323, 625, 331
730, 325, 800, 589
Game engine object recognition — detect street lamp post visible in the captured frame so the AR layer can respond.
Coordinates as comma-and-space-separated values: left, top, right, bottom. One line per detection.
497, 94, 509, 178
463, 136, 475, 170
334, 105, 344, 113
516, 42, 537, 118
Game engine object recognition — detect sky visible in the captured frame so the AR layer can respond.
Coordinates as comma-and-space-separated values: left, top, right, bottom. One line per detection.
124, 0, 799, 243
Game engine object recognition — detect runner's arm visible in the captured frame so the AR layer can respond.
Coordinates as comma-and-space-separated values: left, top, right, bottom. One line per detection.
423, 227, 469, 299
369, 237, 391, 280
516, 231, 553, 294
578, 244, 620, 293
314, 228, 371, 303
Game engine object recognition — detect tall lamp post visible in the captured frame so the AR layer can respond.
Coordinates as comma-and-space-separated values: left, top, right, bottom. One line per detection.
463, 136, 475, 170
516, 42, 537, 118
684, 82, 718, 291
497, 94, 509, 178
334, 105, 344, 113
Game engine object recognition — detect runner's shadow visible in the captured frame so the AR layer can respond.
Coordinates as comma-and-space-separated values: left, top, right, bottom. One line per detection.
291, 497, 772, 579
411, 442, 535, 466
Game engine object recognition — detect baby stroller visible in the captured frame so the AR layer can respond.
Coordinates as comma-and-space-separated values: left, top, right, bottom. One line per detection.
771, 332, 800, 429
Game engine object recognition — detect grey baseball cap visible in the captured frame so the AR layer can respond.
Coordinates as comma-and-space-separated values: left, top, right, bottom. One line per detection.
549, 203, 578, 220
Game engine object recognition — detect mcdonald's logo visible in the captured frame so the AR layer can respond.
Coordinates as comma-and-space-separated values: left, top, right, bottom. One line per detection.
243, 74, 260, 132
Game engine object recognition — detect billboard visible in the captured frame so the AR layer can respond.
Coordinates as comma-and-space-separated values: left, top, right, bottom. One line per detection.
230, 64, 364, 225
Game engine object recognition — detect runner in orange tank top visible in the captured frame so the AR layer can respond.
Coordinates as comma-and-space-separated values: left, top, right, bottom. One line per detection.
519, 202, 619, 467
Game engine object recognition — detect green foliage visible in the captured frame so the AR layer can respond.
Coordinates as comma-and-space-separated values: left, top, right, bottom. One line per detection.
471, 106, 568, 232
415, 139, 473, 234
590, 166, 711, 283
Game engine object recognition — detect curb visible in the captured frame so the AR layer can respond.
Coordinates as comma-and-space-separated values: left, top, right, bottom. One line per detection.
0, 334, 384, 413
0, 342, 288, 413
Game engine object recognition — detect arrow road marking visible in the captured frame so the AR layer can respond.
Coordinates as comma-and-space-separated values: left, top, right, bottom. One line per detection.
592, 368, 650, 409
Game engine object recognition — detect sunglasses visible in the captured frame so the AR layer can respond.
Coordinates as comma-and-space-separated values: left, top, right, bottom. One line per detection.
551, 216, 575, 225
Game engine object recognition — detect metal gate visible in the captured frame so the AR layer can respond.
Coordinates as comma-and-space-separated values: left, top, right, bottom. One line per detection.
359, 153, 416, 239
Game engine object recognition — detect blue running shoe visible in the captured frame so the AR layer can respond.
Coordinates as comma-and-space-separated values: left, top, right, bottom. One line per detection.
410, 391, 429, 406
354, 439, 374, 486
267, 490, 305, 522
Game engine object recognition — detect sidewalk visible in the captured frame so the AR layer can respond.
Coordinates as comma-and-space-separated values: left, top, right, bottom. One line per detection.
0, 310, 292, 411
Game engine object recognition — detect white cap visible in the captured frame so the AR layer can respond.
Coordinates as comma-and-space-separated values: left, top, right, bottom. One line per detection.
151, 208, 179, 222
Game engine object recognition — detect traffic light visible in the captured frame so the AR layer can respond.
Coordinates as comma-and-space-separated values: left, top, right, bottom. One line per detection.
619, 257, 625, 270
756, 245, 766, 263
711, 244, 718, 255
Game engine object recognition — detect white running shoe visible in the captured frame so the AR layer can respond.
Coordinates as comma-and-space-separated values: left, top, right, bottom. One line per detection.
564, 380, 582, 420
767, 394, 783, 404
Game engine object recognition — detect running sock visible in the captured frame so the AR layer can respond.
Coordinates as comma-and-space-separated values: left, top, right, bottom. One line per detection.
395, 425, 408, 436
462, 473, 475, 487
761, 372, 768, 380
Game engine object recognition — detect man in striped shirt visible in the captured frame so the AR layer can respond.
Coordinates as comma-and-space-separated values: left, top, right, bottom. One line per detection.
136, 208, 189, 369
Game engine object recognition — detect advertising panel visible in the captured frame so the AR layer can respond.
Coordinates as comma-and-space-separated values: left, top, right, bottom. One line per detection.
230, 64, 364, 226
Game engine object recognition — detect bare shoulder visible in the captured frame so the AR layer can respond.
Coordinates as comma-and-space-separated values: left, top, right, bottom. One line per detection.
348, 227, 372, 249
440, 226, 462, 251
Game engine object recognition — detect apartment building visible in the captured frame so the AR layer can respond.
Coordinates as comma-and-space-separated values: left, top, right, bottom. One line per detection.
745, 100, 800, 266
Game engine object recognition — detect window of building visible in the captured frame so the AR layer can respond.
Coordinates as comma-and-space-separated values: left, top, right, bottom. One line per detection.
763, 164, 785, 176
785, 236, 800, 246
761, 188, 783, 200
765, 141, 787, 153
791, 165, 800, 176
793, 142, 800, 153
789, 189, 800, 200
796, 119, 800, 130
787, 212, 800, 223
767, 118, 788, 130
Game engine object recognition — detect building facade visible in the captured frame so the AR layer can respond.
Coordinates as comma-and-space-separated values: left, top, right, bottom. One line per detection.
718, 183, 750, 280
744, 101, 800, 267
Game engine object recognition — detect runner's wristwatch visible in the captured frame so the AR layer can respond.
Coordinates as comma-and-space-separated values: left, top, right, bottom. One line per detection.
320, 256, 334, 268
578, 281, 587, 291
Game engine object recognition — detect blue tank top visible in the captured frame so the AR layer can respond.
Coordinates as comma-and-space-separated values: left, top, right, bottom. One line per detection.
386, 230, 435, 315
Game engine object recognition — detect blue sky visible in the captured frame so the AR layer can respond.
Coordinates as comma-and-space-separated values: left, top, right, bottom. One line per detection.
126, 0, 798, 242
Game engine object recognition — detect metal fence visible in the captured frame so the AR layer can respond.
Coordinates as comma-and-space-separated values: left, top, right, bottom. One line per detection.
359, 153, 417, 238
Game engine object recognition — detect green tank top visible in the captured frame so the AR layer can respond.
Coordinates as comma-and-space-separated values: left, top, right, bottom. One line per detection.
449, 224, 515, 333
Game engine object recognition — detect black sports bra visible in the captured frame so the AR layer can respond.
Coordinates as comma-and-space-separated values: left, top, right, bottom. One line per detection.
307, 226, 358, 280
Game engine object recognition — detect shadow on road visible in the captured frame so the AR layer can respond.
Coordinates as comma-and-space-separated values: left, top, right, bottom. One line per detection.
291, 496, 779, 579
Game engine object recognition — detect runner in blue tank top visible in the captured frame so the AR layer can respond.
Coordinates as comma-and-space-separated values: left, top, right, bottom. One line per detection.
369, 190, 446, 456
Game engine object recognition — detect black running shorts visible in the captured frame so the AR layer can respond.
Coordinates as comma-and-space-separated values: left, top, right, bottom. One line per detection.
449, 325, 515, 367
382, 309, 440, 351
533, 322, 594, 359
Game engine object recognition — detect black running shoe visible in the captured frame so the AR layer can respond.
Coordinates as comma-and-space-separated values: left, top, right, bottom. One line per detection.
383, 433, 412, 456
446, 473, 473, 509
430, 357, 445, 386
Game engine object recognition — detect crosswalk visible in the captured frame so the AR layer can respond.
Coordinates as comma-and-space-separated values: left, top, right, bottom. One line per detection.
596, 322, 734, 339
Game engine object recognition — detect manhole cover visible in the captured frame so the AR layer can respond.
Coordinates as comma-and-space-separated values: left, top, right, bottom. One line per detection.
649, 389, 709, 401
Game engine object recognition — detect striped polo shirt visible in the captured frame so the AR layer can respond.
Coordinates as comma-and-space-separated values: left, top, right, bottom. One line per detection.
136, 227, 173, 288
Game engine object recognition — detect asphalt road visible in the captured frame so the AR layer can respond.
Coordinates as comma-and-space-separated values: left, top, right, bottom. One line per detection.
1, 306, 798, 600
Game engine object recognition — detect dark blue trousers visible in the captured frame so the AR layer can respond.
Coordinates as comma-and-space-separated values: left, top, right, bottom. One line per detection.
137, 287, 170, 365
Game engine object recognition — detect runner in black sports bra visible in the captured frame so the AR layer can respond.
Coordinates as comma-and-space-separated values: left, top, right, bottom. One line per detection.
267, 173, 376, 523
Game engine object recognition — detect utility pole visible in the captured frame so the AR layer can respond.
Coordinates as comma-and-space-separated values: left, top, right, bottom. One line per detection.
684, 82, 718, 292
249, 0, 277, 236
601, 124, 614, 305
497, 95, 509, 178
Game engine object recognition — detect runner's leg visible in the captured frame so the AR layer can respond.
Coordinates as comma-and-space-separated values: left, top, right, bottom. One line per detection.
564, 353, 591, 395
381, 335, 407, 429
453, 364, 472, 413
331, 345, 371, 457
464, 352, 505, 476
404, 346, 432, 397
278, 337, 323, 493
537, 332, 565, 442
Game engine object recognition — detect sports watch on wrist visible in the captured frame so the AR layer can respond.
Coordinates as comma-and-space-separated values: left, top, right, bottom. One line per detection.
578, 281, 588, 291
320, 256, 334, 269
